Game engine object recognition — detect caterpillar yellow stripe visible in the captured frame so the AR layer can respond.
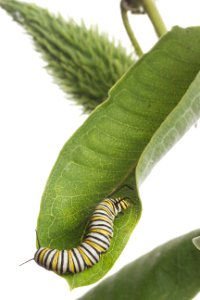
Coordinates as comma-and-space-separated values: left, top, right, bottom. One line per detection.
34, 197, 130, 274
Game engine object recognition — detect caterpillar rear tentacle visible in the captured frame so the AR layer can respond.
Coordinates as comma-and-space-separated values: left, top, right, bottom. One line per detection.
34, 197, 130, 274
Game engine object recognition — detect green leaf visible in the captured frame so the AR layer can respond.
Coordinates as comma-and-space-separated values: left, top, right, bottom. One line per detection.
0, 0, 134, 112
33, 26, 200, 289
78, 230, 200, 300
136, 62, 200, 185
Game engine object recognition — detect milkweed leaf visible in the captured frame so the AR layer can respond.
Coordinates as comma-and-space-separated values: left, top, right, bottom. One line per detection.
33, 26, 200, 288
79, 230, 200, 300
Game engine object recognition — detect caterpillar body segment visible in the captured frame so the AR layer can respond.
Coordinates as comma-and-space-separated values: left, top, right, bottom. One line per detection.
34, 197, 130, 274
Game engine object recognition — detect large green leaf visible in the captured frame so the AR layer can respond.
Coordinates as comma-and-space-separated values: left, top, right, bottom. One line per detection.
0, 0, 133, 112
136, 62, 200, 184
34, 26, 200, 289
79, 230, 200, 300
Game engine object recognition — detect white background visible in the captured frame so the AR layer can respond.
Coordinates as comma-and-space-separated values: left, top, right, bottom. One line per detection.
0, 0, 200, 299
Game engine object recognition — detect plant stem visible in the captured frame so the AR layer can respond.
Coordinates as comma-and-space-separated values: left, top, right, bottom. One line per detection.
142, 0, 167, 37
120, 1, 143, 57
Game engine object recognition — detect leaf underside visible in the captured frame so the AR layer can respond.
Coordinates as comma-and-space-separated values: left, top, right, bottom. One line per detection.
33, 26, 200, 289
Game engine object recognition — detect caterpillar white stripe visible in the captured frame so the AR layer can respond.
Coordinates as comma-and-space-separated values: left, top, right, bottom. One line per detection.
34, 197, 130, 274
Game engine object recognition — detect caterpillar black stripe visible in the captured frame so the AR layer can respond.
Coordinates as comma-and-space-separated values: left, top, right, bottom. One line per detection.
34, 197, 130, 274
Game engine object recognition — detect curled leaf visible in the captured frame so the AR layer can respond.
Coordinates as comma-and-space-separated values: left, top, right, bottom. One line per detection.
34, 26, 200, 288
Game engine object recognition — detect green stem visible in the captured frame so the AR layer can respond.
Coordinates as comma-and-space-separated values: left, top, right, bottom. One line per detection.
120, 2, 143, 57
142, 0, 167, 37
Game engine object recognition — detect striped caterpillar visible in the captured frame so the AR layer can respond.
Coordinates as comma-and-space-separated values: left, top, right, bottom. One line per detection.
34, 197, 130, 274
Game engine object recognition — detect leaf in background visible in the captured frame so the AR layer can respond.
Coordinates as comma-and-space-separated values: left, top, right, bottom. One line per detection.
0, 0, 134, 112
78, 230, 200, 300
27, 26, 200, 289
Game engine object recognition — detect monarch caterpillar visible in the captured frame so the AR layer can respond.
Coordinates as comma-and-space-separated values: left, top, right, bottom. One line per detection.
34, 197, 130, 274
